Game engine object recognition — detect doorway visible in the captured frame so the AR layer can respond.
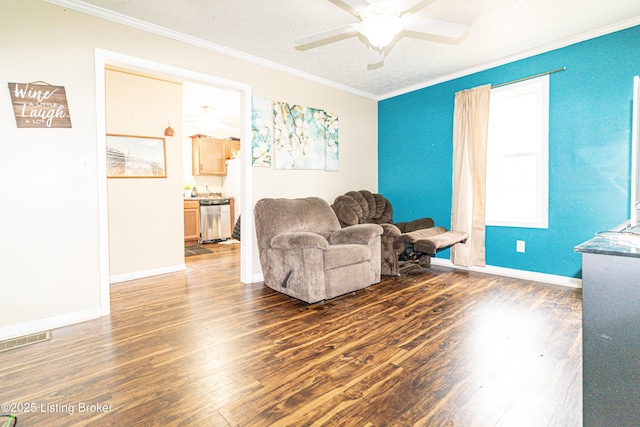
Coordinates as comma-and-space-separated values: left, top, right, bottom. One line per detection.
95, 49, 254, 316
182, 82, 242, 245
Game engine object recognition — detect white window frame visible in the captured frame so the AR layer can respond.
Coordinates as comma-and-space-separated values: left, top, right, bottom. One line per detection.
630, 75, 640, 227
485, 75, 549, 229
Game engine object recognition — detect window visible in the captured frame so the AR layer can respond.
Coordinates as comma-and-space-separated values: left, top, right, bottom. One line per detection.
486, 75, 549, 228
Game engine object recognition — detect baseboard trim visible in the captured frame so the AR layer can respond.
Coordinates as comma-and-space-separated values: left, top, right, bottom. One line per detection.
430, 258, 582, 288
0, 307, 101, 341
110, 264, 187, 284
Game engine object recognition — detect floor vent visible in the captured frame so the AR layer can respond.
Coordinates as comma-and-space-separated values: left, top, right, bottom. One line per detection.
0, 331, 51, 352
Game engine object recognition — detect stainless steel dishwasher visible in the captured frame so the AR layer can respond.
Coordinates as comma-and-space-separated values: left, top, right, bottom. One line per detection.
199, 198, 231, 243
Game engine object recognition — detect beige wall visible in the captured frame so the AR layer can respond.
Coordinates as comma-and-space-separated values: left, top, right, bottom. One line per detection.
105, 69, 185, 278
0, 0, 377, 338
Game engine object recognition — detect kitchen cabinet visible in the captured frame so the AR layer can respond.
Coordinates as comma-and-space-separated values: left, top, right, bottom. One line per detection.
191, 135, 241, 176
183, 200, 200, 245
192, 135, 226, 176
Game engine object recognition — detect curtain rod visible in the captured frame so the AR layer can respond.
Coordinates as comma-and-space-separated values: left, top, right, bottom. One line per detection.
492, 67, 566, 88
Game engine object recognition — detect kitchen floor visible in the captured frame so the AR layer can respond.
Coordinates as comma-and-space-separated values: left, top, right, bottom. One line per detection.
185, 240, 240, 257
184, 244, 213, 256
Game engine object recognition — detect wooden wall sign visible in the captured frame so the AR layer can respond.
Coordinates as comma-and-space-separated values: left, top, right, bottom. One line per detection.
7, 81, 72, 128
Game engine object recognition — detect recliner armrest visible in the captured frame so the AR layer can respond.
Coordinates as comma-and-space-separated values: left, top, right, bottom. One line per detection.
380, 223, 401, 237
270, 232, 329, 250
329, 223, 383, 245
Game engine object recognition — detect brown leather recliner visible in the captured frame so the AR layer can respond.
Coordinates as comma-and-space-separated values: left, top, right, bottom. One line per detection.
331, 190, 467, 276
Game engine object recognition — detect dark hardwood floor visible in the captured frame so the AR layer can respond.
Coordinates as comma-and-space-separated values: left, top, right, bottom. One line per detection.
0, 244, 582, 426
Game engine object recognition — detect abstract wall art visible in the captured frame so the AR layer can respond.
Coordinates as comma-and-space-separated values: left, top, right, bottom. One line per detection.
273, 102, 339, 170
251, 95, 273, 167
251, 97, 339, 170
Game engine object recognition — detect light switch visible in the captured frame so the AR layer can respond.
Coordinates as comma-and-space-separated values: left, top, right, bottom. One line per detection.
78, 154, 91, 171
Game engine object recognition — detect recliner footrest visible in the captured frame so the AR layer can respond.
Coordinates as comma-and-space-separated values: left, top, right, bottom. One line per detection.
413, 230, 468, 255
395, 227, 448, 245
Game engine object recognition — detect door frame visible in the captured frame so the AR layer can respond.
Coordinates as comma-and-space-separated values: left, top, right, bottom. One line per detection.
95, 48, 254, 315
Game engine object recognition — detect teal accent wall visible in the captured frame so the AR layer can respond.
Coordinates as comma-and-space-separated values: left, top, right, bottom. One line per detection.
379, 25, 640, 278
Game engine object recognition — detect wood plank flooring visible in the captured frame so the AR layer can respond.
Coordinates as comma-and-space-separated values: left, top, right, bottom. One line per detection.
0, 244, 582, 426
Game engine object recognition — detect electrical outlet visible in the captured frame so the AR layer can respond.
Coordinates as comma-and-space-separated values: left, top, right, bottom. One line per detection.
516, 240, 526, 253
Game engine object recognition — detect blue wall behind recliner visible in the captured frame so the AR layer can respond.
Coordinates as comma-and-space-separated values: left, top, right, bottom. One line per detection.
379, 24, 640, 278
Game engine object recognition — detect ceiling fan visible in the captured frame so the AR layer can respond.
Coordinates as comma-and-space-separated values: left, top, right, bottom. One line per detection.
295, 0, 468, 65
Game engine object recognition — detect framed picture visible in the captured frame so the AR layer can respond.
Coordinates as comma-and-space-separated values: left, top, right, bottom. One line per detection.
106, 134, 167, 178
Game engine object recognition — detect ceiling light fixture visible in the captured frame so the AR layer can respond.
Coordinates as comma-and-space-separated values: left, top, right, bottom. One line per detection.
357, 2, 404, 50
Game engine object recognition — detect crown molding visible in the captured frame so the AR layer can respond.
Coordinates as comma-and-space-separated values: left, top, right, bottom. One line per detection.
43, 0, 379, 100
42, 0, 640, 101
379, 16, 640, 100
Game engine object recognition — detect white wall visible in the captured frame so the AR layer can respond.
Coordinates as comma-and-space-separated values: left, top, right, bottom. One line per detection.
0, 0, 377, 339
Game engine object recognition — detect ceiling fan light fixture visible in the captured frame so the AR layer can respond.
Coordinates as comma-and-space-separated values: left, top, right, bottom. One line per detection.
359, 15, 403, 49
358, 3, 404, 50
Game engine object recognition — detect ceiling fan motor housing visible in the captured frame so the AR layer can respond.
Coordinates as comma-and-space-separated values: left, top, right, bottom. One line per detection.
358, 2, 404, 49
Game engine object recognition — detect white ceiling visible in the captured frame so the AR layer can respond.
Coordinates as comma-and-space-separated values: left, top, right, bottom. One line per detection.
59, 0, 640, 99
182, 81, 241, 137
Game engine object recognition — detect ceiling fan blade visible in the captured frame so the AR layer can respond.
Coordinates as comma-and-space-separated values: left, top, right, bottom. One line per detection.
393, 0, 424, 12
340, 0, 422, 13
295, 23, 359, 46
403, 16, 468, 38
339, 0, 373, 14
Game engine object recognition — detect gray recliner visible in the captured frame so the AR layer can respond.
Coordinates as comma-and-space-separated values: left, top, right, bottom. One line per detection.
332, 190, 468, 276
254, 197, 383, 304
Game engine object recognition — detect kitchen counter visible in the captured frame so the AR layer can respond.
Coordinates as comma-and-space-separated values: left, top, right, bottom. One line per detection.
574, 231, 640, 258
184, 194, 225, 201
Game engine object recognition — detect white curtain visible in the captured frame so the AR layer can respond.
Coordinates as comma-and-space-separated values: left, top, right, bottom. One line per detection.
450, 84, 491, 267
